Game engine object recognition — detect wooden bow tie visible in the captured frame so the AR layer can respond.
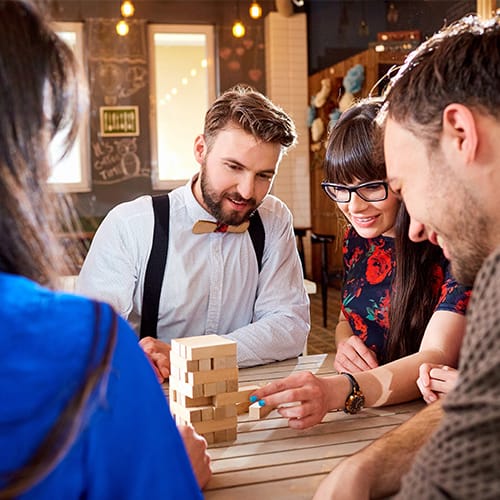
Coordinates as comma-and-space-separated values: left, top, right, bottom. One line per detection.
192, 220, 250, 234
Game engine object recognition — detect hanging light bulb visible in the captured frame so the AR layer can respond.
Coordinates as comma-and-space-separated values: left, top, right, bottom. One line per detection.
120, 1, 135, 18
116, 20, 129, 36
249, 1, 262, 19
232, 20, 246, 38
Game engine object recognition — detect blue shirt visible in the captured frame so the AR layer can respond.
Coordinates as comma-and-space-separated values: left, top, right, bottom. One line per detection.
0, 272, 202, 499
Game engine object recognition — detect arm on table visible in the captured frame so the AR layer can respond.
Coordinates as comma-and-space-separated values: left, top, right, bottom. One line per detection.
313, 401, 444, 500
251, 310, 465, 428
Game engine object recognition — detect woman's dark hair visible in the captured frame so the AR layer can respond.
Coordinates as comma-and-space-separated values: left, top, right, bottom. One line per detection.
384, 205, 443, 363
324, 98, 444, 363
324, 99, 385, 184
0, 1, 116, 496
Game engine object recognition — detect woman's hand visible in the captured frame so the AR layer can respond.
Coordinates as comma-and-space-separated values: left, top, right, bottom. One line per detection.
177, 424, 212, 489
139, 336, 171, 382
334, 335, 379, 373
417, 363, 459, 404
250, 371, 332, 429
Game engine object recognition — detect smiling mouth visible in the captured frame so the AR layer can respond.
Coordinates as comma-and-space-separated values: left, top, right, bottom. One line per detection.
352, 215, 378, 224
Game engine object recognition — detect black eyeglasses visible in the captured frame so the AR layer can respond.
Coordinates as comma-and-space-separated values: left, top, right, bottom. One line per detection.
321, 181, 389, 203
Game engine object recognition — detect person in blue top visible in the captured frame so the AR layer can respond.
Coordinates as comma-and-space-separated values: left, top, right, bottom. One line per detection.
250, 99, 471, 427
0, 1, 206, 497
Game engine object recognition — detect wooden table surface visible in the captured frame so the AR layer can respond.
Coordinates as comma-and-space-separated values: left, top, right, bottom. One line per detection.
204, 353, 424, 499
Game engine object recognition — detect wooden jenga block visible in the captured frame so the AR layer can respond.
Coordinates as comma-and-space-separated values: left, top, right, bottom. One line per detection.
216, 381, 226, 393
224, 427, 237, 442
169, 388, 213, 408
227, 379, 239, 392
212, 355, 237, 369
187, 367, 238, 385
249, 401, 274, 419
169, 351, 199, 372
214, 405, 237, 419
173, 334, 237, 361
201, 407, 213, 421
203, 382, 218, 397
203, 432, 215, 445
198, 358, 212, 371
169, 374, 204, 399
236, 401, 251, 414
169, 401, 203, 424
192, 415, 237, 434
213, 384, 260, 407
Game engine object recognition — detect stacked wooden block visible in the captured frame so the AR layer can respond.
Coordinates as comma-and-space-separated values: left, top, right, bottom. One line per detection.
169, 334, 241, 444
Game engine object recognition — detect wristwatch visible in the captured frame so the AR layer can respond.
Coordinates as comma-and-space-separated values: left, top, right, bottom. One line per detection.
341, 372, 365, 414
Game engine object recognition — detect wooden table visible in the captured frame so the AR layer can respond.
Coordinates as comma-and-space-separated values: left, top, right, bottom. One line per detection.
204, 353, 424, 499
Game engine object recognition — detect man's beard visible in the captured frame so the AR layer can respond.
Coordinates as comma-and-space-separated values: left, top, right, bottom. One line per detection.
200, 164, 258, 226
447, 214, 491, 287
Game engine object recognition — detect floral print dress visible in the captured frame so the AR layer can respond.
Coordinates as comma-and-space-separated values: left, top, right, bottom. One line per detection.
341, 226, 470, 361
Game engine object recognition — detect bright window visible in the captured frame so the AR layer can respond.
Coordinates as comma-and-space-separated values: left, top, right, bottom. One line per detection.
50, 22, 91, 192
149, 25, 216, 190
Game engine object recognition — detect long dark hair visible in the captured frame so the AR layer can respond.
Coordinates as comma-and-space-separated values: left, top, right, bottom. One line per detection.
384, 205, 443, 363
0, 1, 116, 496
324, 98, 444, 363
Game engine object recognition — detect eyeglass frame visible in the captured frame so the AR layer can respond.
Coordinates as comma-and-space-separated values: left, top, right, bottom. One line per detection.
321, 180, 389, 203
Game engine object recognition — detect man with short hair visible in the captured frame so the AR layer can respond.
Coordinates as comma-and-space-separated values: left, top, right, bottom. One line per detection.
78, 86, 310, 381
313, 14, 500, 499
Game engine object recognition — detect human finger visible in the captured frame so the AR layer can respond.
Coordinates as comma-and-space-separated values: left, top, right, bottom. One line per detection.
251, 372, 315, 403
418, 363, 435, 388
417, 376, 438, 404
348, 336, 379, 369
150, 351, 170, 380
334, 343, 374, 372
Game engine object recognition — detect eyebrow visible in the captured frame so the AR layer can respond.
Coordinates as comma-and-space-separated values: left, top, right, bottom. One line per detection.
223, 157, 276, 176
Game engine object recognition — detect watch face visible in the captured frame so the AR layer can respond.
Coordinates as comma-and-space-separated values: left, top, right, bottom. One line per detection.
346, 392, 365, 414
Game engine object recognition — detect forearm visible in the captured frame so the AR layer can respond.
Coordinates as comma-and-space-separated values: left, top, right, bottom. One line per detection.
356, 349, 453, 407
335, 318, 353, 345
349, 401, 443, 498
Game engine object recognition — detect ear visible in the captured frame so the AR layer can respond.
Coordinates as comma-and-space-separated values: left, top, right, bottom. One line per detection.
442, 104, 478, 164
193, 134, 206, 165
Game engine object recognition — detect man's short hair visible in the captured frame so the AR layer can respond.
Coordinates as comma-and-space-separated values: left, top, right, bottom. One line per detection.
203, 85, 297, 152
384, 15, 500, 148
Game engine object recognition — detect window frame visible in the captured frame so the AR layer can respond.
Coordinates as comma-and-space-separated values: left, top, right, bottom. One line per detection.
148, 24, 216, 191
50, 21, 91, 193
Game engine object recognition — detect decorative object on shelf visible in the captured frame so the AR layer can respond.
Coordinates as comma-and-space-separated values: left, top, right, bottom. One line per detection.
311, 117, 325, 143
338, 63, 365, 112
313, 78, 332, 108
387, 2, 399, 24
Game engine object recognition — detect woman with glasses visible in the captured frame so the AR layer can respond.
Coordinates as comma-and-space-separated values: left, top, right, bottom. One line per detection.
249, 99, 470, 426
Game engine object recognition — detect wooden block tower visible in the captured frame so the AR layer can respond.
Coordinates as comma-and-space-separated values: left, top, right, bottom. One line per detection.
169, 334, 241, 444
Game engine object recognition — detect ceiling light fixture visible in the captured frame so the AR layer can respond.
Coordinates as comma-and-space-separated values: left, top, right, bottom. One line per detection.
120, 1, 135, 18
232, 20, 246, 38
116, 19, 129, 36
249, 1, 262, 19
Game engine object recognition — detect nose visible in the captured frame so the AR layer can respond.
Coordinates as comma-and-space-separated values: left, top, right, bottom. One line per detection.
238, 174, 255, 200
408, 218, 428, 242
348, 192, 370, 211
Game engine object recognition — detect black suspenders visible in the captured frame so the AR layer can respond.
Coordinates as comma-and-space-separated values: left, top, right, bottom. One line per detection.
140, 194, 265, 339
